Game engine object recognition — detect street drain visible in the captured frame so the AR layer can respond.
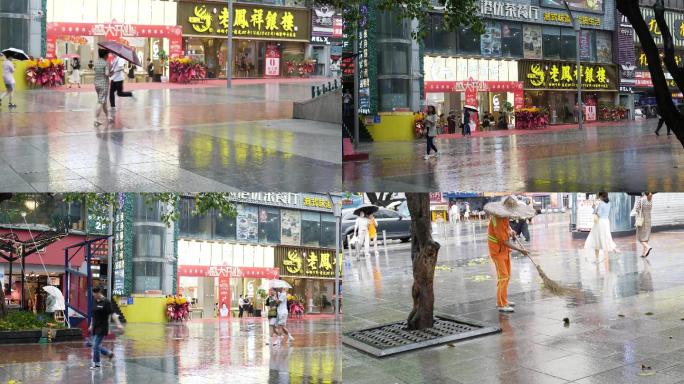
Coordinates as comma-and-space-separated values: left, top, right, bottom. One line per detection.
343, 314, 501, 357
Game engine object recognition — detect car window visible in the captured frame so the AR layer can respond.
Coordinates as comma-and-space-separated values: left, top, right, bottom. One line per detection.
375, 209, 400, 219
343, 213, 357, 221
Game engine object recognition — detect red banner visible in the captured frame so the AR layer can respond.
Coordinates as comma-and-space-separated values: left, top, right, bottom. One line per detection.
177, 265, 280, 279
46, 21, 183, 59
218, 275, 230, 318
425, 81, 524, 93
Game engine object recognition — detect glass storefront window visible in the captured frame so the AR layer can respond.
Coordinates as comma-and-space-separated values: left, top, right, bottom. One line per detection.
236, 204, 258, 243
458, 27, 481, 54
378, 78, 410, 112
596, 31, 612, 63
425, 14, 457, 54
480, 22, 501, 57
377, 11, 412, 40
302, 212, 321, 247
523, 25, 543, 59
0, 0, 27, 12
259, 207, 280, 244
378, 42, 410, 76
281, 209, 301, 246
542, 26, 561, 60
132, 261, 162, 293
320, 214, 336, 248
134, 227, 164, 258
214, 209, 236, 241
501, 22, 523, 58
560, 28, 577, 61
0, 194, 83, 229
0, 18, 28, 52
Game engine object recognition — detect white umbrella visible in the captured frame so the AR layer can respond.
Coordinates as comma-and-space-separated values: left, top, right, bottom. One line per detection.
1, 48, 30, 61
268, 280, 292, 289
42, 285, 65, 311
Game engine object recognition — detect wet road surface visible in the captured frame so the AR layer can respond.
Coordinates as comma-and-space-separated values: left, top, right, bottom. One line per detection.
0, 82, 340, 191
0, 317, 340, 384
343, 214, 684, 383
343, 120, 684, 191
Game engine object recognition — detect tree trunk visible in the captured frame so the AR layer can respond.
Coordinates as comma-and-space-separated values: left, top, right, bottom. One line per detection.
405, 193, 440, 330
618, 0, 684, 147
0, 288, 6, 318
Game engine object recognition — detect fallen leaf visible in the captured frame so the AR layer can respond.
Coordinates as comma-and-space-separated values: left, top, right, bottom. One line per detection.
617, 314, 625, 317
645, 312, 654, 316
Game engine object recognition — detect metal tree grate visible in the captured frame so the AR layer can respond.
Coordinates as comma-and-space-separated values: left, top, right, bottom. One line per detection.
343, 314, 501, 357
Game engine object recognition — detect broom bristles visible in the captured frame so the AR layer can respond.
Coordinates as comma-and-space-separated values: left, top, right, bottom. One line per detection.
517, 239, 576, 296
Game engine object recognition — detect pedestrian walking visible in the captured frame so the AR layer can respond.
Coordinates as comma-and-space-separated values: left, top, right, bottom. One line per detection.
238, 295, 245, 318
88, 286, 123, 369
447, 111, 456, 134
368, 213, 379, 256
265, 289, 279, 345
353, 211, 371, 258
449, 203, 460, 224
109, 55, 134, 109
68, 58, 81, 88
424, 105, 439, 160
464, 203, 471, 221
0, 54, 17, 109
654, 108, 671, 136
273, 287, 294, 346
483, 196, 534, 313
510, 215, 530, 242
633, 192, 654, 257
93, 49, 111, 126
584, 192, 618, 260
463, 106, 474, 136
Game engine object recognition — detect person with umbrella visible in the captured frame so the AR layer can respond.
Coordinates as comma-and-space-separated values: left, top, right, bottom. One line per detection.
97, 41, 139, 112
483, 196, 534, 313
42, 285, 65, 322
94, 48, 112, 126
353, 205, 377, 258
272, 281, 294, 346
0, 53, 17, 110
68, 57, 81, 89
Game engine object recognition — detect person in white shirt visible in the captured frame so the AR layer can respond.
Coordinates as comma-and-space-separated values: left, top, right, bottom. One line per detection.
0, 55, 16, 109
449, 203, 460, 224
109, 56, 134, 109
354, 211, 370, 257
272, 288, 294, 346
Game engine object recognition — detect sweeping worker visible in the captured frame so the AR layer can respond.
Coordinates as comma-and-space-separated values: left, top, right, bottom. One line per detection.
484, 196, 536, 313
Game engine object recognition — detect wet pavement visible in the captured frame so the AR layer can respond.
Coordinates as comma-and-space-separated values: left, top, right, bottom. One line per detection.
0, 82, 341, 191
0, 317, 341, 384
343, 214, 684, 383
343, 120, 684, 191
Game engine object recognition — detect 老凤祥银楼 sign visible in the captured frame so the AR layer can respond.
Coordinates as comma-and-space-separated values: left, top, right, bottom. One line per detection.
275, 246, 340, 279
178, 2, 310, 41
520, 60, 617, 90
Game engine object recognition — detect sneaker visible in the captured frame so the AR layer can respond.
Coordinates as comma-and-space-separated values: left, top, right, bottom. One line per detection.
90, 363, 101, 369
108, 353, 114, 361
498, 306, 515, 313
424, 154, 430, 160
507, 301, 515, 307
434, 152, 440, 158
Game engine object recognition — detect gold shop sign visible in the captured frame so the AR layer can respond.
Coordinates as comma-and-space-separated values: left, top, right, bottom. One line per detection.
520, 60, 617, 90
275, 246, 340, 278
543, 12, 601, 27
178, 2, 310, 40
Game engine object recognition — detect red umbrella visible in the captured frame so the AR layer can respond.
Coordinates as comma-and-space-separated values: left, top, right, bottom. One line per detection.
97, 41, 141, 66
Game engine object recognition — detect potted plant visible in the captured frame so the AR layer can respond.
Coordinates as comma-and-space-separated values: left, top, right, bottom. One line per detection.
255, 289, 268, 317
502, 101, 514, 126
0, 311, 46, 344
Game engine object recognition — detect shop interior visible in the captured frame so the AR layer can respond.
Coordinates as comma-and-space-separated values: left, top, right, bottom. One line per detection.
56, 36, 168, 83
184, 38, 305, 78
179, 275, 267, 319
427, 91, 517, 129
282, 277, 335, 314
525, 91, 616, 124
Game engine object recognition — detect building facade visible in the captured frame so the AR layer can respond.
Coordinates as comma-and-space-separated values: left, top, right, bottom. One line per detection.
425, 0, 617, 126
1, 0, 44, 57
176, 193, 341, 318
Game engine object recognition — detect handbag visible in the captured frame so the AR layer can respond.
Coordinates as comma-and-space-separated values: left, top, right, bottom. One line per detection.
634, 198, 644, 227
350, 234, 359, 248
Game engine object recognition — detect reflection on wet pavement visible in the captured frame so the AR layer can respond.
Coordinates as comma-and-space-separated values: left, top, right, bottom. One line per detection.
343, 214, 684, 383
0, 83, 341, 191
0, 318, 341, 384
343, 120, 684, 192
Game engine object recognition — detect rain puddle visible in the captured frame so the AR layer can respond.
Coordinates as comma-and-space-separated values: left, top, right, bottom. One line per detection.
465, 274, 492, 282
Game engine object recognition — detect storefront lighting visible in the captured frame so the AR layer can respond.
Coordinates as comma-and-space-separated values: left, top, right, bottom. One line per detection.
24, 199, 38, 211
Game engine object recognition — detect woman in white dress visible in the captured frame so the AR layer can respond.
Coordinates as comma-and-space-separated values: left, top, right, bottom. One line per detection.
354, 211, 370, 258
584, 192, 617, 259
68, 58, 81, 88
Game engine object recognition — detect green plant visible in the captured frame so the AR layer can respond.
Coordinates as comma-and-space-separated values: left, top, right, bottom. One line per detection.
0, 310, 61, 331
503, 102, 514, 113
257, 288, 267, 299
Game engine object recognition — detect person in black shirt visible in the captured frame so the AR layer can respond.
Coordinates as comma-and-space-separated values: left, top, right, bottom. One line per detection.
88, 286, 123, 369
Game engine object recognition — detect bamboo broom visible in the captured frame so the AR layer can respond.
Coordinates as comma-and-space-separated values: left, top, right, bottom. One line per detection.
515, 238, 576, 296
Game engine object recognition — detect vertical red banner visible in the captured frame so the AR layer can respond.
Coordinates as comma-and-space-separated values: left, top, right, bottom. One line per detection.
218, 276, 231, 318
465, 89, 479, 131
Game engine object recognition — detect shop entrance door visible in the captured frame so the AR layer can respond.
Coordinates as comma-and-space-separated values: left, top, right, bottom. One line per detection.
201, 277, 215, 318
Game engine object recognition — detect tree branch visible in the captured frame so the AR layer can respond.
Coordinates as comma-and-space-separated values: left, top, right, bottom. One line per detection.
654, 0, 684, 91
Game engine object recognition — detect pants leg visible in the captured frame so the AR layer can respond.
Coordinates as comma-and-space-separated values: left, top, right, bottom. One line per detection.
656, 118, 664, 133
239, 307, 243, 317
429, 136, 438, 153
522, 221, 530, 241
109, 81, 119, 108
490, 253, 511, 307
116, 81, 133, 98
92, 334, 110, 363
360, 231, 370, 256
426, 136, 432, 155
371, 235, 378, 254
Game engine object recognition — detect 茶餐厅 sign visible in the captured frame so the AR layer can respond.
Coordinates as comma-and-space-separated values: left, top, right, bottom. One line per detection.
476, 0, 610, 30
275, 246, 340, 279
178, 1, 310, 41
520, 60, 617, 90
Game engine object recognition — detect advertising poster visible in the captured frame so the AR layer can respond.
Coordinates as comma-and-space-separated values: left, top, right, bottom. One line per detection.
523, 25, 542, 59
480, 22, 501, 57
579, 31, 592, 61
218, 275, 230, 318
596, 32, 612, 63
585, 105, 597, 121
265, 44, 281, 76
577, 199, 596, 232
236, 204, 258, 243
280, 209, 301, 246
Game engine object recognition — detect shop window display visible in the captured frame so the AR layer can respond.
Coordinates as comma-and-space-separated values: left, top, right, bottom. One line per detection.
236, 205, 259, 243
281, 209, 301, 246
596, 31, 612, 63
501, 22, 523, 58
523, 25, 542, 59
480, 22, 501, 57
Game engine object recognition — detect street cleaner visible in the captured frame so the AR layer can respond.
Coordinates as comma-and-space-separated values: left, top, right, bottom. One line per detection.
484, 196, 536, 313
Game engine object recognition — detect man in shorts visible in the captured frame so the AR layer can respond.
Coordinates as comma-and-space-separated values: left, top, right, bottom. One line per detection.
273, 287, 294, 345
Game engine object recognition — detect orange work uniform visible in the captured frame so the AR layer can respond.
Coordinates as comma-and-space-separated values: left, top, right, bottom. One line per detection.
488, 216, 512, 307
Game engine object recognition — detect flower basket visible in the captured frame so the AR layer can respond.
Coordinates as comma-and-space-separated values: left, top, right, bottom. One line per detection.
598, 103, 627, 121
285, 59, 315, 77
25, 58, 65, 88
413, 112, 426, 138
514, 108, 548, 129
165, 295, 190, 322
169, 58, 206, 84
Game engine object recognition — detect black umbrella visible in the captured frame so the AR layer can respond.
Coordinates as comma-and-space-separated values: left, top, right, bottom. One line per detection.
353, 204, 379, 216
1, 48, 30, 61
626, 192, 658, 196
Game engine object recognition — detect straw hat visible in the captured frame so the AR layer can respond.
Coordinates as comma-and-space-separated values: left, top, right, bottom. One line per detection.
484, 196, 536, 219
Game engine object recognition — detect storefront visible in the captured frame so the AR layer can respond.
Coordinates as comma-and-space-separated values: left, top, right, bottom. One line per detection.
46, 0, 180, 82
309, 6, 343, 77
176, 193, 341, 317
274, 245, 338, 314
177, 1, 311, 78
520, 59, 618, 124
